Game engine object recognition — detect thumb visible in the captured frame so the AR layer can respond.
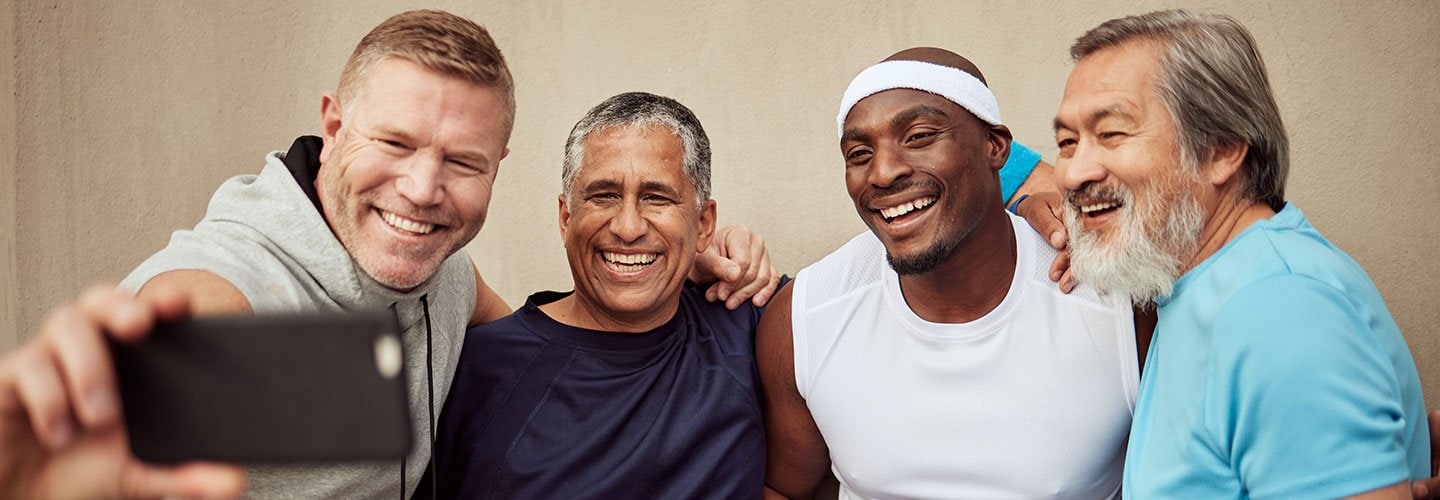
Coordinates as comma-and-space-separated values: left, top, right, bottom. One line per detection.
121, 462, 246, 499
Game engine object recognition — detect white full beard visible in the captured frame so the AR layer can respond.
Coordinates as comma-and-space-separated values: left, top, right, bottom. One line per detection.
1065, 172, 1207, 306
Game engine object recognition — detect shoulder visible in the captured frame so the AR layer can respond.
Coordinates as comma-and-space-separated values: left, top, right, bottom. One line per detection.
1011, 214, 1130, 315
1210, 274, 1365, 350
793, 231, 888, 312
679, 283, 763, 346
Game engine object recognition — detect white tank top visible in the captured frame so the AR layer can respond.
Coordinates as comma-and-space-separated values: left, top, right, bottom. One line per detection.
792, 214, 1137, 499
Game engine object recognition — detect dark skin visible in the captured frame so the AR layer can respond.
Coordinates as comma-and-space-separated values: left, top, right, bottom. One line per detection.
759, 48, 1158, 499
760, 49, 1017, 498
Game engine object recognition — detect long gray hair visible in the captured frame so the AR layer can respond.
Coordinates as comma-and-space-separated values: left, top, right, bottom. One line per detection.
1071, 9, 1289, 211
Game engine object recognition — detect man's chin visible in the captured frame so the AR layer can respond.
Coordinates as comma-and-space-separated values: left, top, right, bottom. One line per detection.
357, 257, 446, 292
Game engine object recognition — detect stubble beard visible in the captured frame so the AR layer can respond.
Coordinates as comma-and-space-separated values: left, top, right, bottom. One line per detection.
319, 145, 459, 292
1065, 169, 1206, 306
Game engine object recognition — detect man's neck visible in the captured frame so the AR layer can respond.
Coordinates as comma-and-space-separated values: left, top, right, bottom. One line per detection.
897, 207, 1017, 324
538, 293, 678, 333
1183, 198, 1276, 274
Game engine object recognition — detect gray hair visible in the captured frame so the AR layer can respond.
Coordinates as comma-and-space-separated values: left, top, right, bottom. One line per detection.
561, 92, 712, 208
1071, 9, 1289, 211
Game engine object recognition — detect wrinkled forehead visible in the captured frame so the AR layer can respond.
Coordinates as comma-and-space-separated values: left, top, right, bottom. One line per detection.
575, 125, 689, 187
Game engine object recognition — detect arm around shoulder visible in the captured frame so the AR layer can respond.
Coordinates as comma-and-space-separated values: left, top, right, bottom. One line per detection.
756, 283, 830, 499
470, 260, 513, 326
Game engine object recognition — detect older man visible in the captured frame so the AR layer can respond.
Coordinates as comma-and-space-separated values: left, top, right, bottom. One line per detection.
423, 92, 767, 498
761, 48, 1138, 499
1053, 10, 1429, 498
0, 11, 772, 499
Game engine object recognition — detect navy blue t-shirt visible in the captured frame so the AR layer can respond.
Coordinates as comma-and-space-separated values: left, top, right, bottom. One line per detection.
423, 284, 765, 499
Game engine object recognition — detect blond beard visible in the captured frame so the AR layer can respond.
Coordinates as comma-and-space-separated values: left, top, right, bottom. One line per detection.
1064, 169, 1207, 306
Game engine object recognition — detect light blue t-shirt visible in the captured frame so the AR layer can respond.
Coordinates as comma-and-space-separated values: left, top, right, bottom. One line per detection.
1124, 203, 1429, 499
1000, 142, 1041, 202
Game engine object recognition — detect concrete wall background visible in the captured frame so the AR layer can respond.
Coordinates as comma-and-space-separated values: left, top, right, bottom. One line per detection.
4, 1, 1437, 403
2, 1, 16, 352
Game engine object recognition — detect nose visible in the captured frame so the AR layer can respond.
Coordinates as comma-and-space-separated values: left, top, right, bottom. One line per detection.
1057, 140, 1108, 192
395, 153, 445, 207
867, 145, 913, 188
608, 197, 648, 243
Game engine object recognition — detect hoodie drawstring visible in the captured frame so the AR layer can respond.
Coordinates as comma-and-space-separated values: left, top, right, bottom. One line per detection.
393, 297, 436, 500
421, 294, 436, 500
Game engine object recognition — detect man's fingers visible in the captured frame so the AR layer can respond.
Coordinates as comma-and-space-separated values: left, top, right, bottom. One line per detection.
141, 282, 196, 325
78, 286, 153, 342
722, 230, 754, 282
726, 251, 775, 310
693, 245, 741, 284
751, 266, 782, 307
1049, 250, 1070, 282
11, 347, 77, 449
1059, 269, 1076, 294
121, 461, 246, 499
44, 306, 120, 428
1018, 192, 1068, 250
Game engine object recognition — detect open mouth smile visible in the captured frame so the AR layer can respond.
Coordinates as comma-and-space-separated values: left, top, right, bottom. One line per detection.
378, 209, 439, 235
601, 251, 659, 273
1078, 200, 1123, 218
876, 195, 936, 223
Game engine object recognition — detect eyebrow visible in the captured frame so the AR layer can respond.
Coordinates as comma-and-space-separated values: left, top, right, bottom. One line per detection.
581, 178, 622, 194
580, 179, 685, 199
891, 105, 950, 131
371, 125, 492, 164
842, 104, 951, 144
1054, 104, 1137, 132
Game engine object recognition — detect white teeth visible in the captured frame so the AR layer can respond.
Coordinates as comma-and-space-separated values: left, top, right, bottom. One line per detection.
879, 196, 936, 220
601, 251, 658, 272
380, 210, 436, 235
1080, 202, 1120, 214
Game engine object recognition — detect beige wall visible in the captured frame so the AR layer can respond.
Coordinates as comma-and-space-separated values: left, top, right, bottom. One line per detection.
7, 1, 1438, 404
2, 1, 16, 352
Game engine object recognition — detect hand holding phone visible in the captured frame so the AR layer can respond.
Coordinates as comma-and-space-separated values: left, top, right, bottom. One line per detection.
112, 312, 412, 463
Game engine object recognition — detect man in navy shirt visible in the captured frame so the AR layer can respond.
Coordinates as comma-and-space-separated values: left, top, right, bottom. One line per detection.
422, 92, 767, 498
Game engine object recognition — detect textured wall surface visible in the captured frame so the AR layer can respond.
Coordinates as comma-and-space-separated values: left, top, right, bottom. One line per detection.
7, 1, 1438, 404
2, 2, 16, 352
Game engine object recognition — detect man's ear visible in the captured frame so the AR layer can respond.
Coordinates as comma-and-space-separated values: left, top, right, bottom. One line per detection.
1205, 142, 1248, 187
557, 194, 571, 238
695, 199, 718, 254
987, 125, 1014, 173
319, 92, 344, 161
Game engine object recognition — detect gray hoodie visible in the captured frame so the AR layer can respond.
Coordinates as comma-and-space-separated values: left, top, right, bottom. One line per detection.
123, 138, 475, 499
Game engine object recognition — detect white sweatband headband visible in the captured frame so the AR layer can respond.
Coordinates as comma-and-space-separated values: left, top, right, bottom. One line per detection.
836, 60, 1002, 138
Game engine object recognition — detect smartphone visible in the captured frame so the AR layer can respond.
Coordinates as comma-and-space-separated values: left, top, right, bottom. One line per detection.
111, 312, 411, 463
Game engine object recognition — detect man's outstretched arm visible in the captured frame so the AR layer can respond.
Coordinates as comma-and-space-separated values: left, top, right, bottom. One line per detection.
0, 272, 248, 499
756, 284, 831, 499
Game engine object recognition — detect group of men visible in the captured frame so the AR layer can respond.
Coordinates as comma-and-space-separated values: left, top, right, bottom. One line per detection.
0, 7, 1436, 500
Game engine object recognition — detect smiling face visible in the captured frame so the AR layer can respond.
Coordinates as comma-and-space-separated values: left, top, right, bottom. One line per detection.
841, 88, 1005, 275
1053, 40, 1207, 301
316, 57, 510, 291
559, 124, 715, 327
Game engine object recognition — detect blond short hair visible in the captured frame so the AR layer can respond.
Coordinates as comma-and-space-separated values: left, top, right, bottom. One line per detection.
337, 9, 516, 132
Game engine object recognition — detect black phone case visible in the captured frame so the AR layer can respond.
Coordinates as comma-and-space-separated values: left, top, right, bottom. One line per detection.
112, 313, 412, 463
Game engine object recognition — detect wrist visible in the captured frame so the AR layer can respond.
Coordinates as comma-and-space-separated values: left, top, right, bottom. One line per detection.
1006, 193, 1030, 215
